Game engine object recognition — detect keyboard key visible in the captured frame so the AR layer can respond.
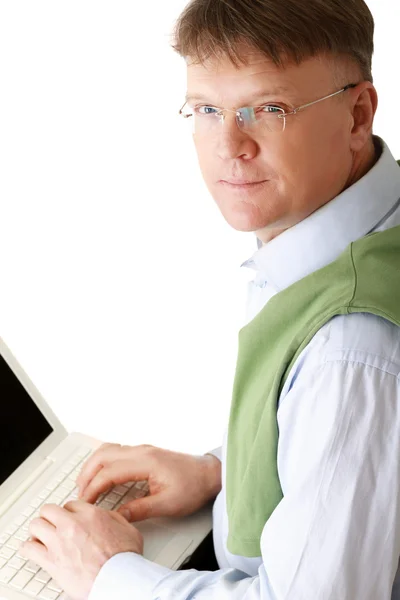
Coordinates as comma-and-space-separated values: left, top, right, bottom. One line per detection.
0, 557, 7, 569
59, 480, 75, 493
31, 497, 43, 509
48, 578, 62, 592
35, 569, 51, 584
46, 494, 64, 505
133, 489, 147, 499
8, 556, 27, 570
0, 533, 10, 545
61, 462, 76, 474
6, 537, 22, 551
113, 485, 128, 495
13, 514, 27, 527
64, 479, 77, 492
69, 489, 79, 498
77, 447, 91, 458
22, 506, 36, 519
49, 490, 67, 503
123, 481, 135, 488
0, 547, 15, 560
0, 565, 18, 584
98, 499, 114, 511
135, 481, 147, 490
125, 487, 144, 501
104, 492, 121, 505
25, 577, 46, 596
39, 586, 60, 599
9, 568, 35, 589
46, 479, 61, 492
38, 489, 52, 501
15, 529, 30, 542
25, 561, 41, 574
5, 523, 19, 536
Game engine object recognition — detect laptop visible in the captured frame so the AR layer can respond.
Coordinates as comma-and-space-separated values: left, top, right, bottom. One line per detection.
0, 335, 213, 599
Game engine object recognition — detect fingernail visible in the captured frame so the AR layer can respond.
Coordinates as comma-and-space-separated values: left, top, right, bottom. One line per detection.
119, 508, 131, 521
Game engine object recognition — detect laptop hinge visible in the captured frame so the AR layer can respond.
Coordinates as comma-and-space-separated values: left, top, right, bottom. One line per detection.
0, 457, 54, 520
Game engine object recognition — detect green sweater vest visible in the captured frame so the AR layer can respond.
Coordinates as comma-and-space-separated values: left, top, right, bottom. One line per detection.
226, 191, 400, 557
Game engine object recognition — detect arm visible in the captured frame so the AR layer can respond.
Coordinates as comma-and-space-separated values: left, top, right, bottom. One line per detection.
89, 357, 400, 599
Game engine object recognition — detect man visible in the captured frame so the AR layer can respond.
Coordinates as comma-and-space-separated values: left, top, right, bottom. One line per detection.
20, 0, 400, 598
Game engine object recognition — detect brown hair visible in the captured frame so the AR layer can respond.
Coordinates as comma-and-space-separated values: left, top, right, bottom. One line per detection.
170, 0, 374, 85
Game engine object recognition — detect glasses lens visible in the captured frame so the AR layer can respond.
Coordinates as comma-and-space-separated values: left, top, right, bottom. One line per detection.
237, 106, 285, 134
180, 103, 285, 136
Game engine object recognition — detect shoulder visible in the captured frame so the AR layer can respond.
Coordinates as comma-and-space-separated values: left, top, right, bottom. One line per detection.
321, 312, 400, 371
282, 312, 400, 398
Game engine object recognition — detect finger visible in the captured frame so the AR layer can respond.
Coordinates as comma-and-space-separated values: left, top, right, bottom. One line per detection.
19, 539, 50, 568
40, 503, 78, 528
28, 518, 56, 548
116, 494, 160, 523
76, 443, 122, 494
80, 459, 150, 504
77, 463, 103, 498
30, 535, 41, 543
63, 499, 94, 514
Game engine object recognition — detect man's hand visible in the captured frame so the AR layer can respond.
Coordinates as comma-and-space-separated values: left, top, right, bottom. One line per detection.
19, 500, 144, 600
77, 443, 221, 522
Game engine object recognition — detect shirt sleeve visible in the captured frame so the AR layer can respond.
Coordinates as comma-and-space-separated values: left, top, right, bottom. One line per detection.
204, 446, 222, 462
89, 358, 400, 600
262, 358, 400, 598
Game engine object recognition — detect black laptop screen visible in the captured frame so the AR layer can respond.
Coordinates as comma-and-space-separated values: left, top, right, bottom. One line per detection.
0, 354, 54, 485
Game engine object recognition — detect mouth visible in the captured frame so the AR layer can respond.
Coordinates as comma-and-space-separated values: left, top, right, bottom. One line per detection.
220, 180, 268, 190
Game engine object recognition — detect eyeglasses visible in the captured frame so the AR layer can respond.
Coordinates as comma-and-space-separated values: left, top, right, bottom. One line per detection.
179, 83, 358, 137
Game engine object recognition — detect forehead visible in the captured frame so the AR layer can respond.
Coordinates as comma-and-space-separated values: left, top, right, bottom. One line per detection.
187, 52, 282, 86
185, 52, 335, 104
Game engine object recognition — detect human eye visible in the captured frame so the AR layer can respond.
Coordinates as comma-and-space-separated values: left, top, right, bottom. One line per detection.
260, 104, 285, 114
194, 105, 219, 116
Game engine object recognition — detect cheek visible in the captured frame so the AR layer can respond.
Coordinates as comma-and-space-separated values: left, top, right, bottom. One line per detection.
297, 130, 350, 193
194, 143, 214, 181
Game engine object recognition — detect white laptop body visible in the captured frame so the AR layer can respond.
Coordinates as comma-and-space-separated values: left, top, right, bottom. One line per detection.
0, 336, 213, 599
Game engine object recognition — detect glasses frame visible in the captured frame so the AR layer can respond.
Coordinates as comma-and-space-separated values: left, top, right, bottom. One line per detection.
179, 82, 358, 134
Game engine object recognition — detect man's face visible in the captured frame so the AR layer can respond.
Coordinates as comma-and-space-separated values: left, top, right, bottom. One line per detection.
186, 50, 359, 242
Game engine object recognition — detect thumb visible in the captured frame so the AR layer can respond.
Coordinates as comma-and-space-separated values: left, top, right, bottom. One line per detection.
117, 496, 160, 523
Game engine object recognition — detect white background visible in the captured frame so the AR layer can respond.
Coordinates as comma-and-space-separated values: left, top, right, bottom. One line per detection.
0, 1, 399, 455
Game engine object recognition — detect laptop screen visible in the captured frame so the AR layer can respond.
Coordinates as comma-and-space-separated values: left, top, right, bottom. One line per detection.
0, 354, 54, 485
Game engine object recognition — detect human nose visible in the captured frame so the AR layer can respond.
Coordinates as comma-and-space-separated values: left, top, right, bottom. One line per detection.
214, 110, 258, 160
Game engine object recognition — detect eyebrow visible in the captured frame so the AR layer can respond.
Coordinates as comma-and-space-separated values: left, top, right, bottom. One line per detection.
185, 86, 292, 104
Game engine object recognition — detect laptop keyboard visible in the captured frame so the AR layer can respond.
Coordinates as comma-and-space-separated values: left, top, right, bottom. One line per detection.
0, 446, 150, 599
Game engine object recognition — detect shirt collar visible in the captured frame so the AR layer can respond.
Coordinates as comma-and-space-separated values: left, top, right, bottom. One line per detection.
241, 135, 400, 291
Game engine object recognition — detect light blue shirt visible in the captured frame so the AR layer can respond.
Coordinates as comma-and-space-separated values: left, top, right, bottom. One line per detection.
89, 135, 400, 599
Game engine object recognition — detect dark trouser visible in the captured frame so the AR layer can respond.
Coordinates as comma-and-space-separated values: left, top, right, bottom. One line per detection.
178, 530, 219, 571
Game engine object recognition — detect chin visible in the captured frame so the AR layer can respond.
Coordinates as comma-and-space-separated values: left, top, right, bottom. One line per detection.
221, 211, 268, 233
216, 198, 272, 233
